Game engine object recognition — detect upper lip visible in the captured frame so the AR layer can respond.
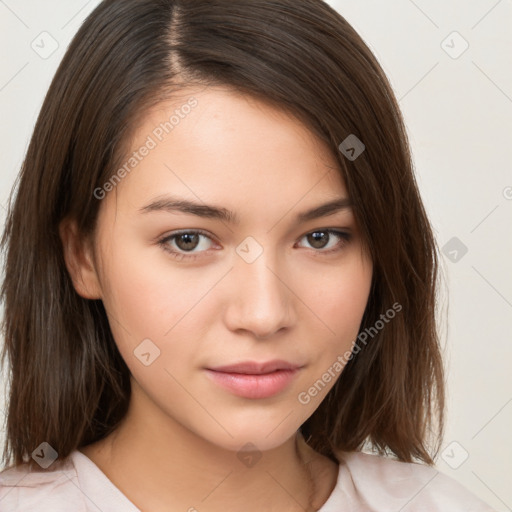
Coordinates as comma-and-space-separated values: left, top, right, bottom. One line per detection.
207, 360, 302, 375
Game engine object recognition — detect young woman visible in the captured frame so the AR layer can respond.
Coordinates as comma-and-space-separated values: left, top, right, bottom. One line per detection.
0, 0, 495, 510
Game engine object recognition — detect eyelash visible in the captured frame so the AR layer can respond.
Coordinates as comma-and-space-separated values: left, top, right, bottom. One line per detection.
157, 228, 351, 261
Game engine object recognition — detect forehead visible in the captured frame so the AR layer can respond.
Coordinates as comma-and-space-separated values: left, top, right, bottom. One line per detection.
106, 86, 347, 216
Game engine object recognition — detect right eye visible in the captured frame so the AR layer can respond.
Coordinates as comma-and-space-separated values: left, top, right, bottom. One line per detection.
157, 229, 218, 260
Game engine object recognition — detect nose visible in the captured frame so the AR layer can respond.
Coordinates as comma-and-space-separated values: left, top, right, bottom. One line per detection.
223, 245, 295, 339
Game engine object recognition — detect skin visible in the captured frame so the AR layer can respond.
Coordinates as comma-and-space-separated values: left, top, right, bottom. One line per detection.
60, 85, 373, 512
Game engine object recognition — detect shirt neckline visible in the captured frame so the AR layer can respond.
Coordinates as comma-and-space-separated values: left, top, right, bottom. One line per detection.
71, 449, 345, 511
71, 450, 141, 511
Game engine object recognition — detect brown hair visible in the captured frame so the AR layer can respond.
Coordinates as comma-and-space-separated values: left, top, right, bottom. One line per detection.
1, 0, 444, 470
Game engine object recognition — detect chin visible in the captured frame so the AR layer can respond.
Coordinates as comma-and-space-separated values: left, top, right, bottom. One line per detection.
198, 425, 298, 455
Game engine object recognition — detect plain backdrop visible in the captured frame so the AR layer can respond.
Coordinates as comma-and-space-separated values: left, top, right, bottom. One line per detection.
0, 1, 511, 510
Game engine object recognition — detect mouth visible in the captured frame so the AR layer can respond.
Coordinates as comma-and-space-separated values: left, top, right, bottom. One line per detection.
204, 360, 303, 399
207, 360, 301, 375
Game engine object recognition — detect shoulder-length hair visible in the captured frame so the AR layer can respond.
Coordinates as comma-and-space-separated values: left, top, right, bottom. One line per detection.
1, 0, 444, 470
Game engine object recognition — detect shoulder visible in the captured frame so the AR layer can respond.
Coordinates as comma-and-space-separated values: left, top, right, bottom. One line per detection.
331, 449, 496, 511
0, 453, 87, 512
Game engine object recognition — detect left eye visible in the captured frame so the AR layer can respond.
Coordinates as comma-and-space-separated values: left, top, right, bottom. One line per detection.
158, 228, 351, 260
297, 229, 351, 252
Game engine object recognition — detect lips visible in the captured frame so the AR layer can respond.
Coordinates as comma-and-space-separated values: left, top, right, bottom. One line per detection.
206, 359, 301, 375
204, 360, 304, 399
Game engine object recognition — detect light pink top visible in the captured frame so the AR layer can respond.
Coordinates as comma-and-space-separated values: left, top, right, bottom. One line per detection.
0, 449, 495, 511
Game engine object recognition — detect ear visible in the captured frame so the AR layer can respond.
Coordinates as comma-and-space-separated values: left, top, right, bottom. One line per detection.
59, 217, 102, 300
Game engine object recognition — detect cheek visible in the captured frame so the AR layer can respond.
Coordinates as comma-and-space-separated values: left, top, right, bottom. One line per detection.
293, 256, 372, 407
98, 234, 195, 334
300, 256, 372, 346
97, 236, 217, 372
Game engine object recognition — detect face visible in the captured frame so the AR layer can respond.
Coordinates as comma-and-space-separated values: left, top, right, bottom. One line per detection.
67, 86, 373, 453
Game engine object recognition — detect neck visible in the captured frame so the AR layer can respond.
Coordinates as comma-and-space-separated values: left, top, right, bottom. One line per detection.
80, 380, 335, 512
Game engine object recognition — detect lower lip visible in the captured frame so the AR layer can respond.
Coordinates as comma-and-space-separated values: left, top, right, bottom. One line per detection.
204, 368, 300, 399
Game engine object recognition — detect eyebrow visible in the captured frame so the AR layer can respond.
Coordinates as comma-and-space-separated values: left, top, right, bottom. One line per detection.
139, 195, 352, 224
